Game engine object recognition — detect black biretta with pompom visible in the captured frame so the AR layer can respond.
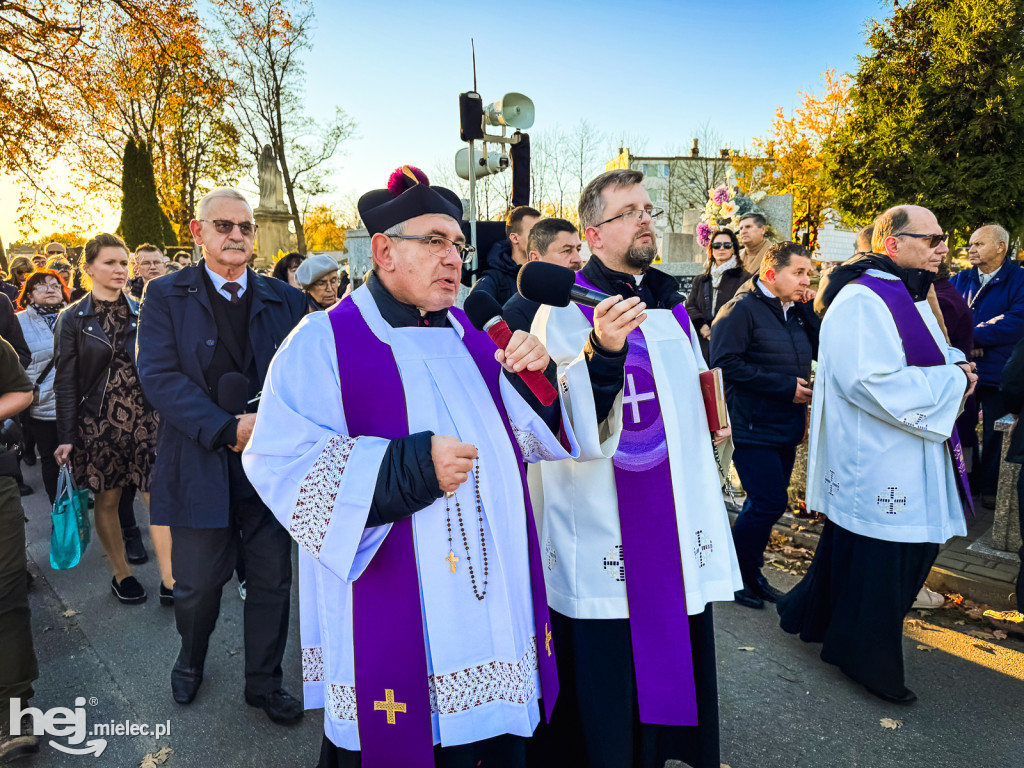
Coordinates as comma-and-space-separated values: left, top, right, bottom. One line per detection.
358, 165, 463, 235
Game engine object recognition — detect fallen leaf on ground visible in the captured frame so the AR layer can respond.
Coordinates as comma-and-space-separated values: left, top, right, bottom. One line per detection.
993, 630, 1008, 640
61, 609, 78, 618
737, 647, 755, 652
966, 608, 986, 620
139, 746, 173, 767
916, 610, 932, 617
916, 644, 934, 652
967, 629, 995, 640
790, 524, 799, 530
905, 619, 921, 629
948, 593, 964, 604
954, 620, 966, 626
880, 718, 902, 730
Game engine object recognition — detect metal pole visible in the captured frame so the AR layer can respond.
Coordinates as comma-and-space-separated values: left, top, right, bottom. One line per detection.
468, 140, 478, 271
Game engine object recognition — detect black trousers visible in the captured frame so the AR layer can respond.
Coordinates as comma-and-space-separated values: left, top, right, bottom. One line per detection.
778, 519, 938, 697
731, 442, 798, 585
530, 609, 720, 768
1016, 469, 1024, 612
170, 493, 292, 694
22, 417, 58, 504
318, 733, 527, 768
0, 477, 37, 725
978, 385, 1008, 496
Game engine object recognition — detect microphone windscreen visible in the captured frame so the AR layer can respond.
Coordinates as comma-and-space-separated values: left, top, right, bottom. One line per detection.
217, 372, 250, 415
463, 290, 504, 331
517, 262, 575, 307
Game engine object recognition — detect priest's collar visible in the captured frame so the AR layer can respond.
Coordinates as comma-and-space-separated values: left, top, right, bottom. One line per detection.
365, 271, 452, 329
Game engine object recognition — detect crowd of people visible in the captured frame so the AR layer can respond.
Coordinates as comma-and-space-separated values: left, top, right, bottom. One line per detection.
0, 165, 1019, 767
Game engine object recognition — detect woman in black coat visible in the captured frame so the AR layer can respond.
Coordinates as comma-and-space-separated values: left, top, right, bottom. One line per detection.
685, 228, 751, 363
53, 233, 172, 605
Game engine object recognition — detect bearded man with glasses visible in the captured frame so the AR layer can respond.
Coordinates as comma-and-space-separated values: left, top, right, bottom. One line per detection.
779, 205, 977, 704
526, 169, 740, 768
136, 187, 308, 723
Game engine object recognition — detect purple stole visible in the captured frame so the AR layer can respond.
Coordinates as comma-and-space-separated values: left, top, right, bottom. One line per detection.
851, 275, 974, 518
574, 271, 699, 726
327, 296, 557, 768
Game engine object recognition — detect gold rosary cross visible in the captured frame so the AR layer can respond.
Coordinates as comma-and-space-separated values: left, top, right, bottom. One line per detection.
545, 623, 553, 657
446, 550, 459, 573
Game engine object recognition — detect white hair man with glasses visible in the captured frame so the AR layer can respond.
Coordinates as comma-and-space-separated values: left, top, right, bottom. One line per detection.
243, 165, 644, 768
779, 204, 976, 704
526, 169, 741, 768
136, 187, 309, 724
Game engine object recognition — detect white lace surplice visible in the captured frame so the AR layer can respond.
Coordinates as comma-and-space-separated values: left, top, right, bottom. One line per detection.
242, 285, 580, 750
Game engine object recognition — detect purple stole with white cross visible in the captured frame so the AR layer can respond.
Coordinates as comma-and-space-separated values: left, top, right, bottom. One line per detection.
327, 296, 558, 768
851, 275, 974, 518
574, 271, 700, 726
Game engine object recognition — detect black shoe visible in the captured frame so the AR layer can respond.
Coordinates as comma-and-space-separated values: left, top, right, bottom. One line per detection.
752, 575, 785, 603
110, 575, 147, 604
123, 528, 149, 564
171, 659, 204, 705
981, 493, 997, 509
245, 688, 304, 725
159, 583, 174, 606
22, 453, 36, 467
865, 685, 917, 704
17, 482, 32, 497
733, 587, 765, 609
0, 715, 40, 762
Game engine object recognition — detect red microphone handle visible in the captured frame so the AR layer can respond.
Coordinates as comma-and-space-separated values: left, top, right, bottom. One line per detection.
486, 319, 558, 407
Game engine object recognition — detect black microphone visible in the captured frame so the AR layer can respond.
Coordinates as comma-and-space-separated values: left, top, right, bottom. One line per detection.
217, 372, 250, 415
517, 261, 613, 307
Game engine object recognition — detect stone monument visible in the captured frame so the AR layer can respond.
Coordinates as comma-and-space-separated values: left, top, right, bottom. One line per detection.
253, 145, 295, 267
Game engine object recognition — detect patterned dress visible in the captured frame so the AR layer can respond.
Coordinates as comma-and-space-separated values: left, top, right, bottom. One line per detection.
74, 296, 158, 493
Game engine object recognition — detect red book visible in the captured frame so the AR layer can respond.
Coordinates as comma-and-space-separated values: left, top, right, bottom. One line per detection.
699, 368, 729, 433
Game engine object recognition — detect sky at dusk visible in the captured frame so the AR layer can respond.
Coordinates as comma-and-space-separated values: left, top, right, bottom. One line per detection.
0, 0, 888, 245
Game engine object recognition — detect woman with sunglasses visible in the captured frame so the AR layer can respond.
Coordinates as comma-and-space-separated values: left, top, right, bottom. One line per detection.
686, 228, 751, 362
2, 256, 33, 304
53, 233, 172, 605
16, 270, 70, 503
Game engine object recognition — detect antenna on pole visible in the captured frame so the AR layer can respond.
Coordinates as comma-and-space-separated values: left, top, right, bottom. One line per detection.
471, 38, 477, 93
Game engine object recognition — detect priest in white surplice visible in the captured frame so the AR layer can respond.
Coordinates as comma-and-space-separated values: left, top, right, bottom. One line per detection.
778, 205, 977, 704
242, 167, 644, 768
526, 169, 742, 768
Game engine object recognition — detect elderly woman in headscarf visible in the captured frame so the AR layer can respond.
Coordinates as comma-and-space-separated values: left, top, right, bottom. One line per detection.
295, 254, 341, 312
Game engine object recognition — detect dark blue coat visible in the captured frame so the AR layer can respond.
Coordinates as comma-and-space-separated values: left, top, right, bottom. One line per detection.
711, 279, 819, 447
950, 258, 1024, 386
136, 261, 306, 528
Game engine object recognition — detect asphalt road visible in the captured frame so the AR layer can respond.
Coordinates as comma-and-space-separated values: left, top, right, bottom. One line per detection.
14, 462, 1024, 768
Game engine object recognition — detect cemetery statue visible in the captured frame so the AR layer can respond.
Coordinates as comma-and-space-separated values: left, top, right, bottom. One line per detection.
258, 144, 284, 210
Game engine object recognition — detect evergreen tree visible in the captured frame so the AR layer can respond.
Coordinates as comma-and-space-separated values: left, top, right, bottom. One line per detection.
824, 0, 1024, 242
118, 138, 177, 250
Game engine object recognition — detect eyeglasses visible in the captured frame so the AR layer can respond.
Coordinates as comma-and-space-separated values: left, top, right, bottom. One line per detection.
310, 277, 341, 290
895, 232, 948, 248
388, 234, 476, 263
33, 282, 62, 292
198, 219, 258, 238
711, 242, 734, 250
594, 207, 665, 227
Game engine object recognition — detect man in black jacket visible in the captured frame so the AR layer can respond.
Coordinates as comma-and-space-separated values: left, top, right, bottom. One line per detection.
470, 205, 540, 306
999, 335, 1024, 618
712, 242, 820, 609
502, 217, 583, 334
136, 187, 308, 723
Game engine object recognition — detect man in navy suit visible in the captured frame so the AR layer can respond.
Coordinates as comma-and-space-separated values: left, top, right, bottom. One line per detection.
136, 188, 307, 724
